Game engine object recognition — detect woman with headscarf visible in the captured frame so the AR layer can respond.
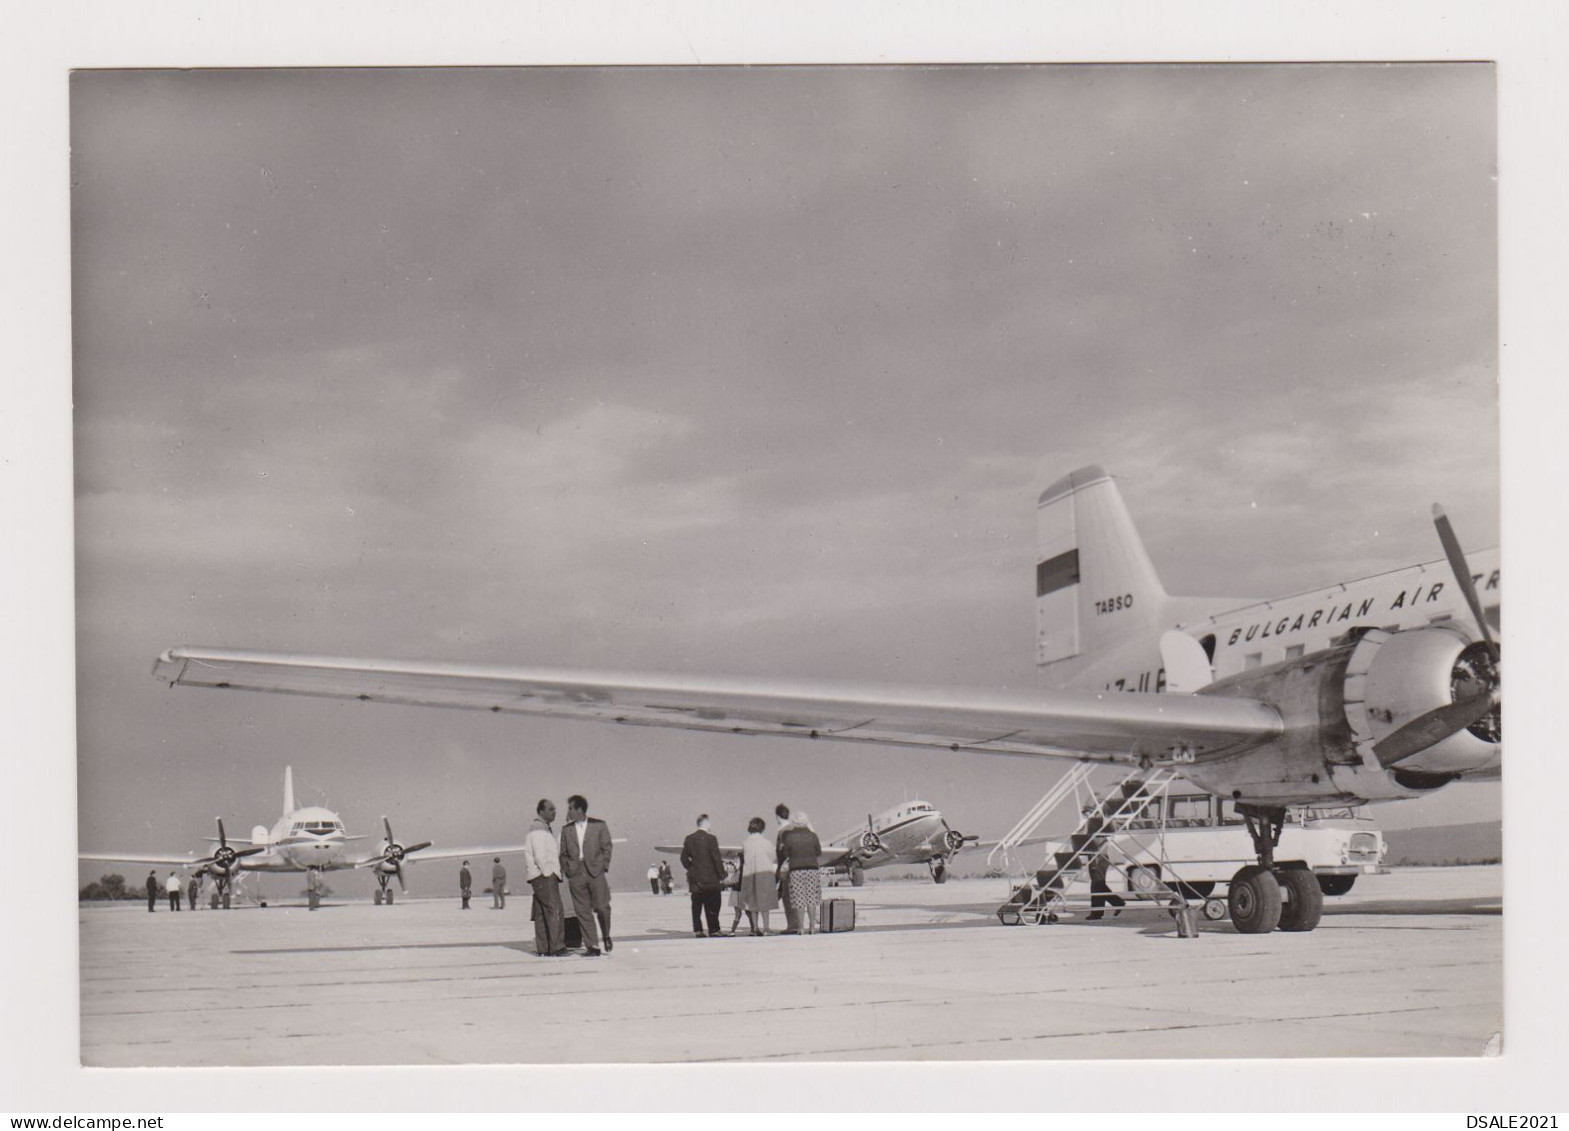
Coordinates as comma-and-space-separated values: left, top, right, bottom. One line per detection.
739, 816, 779, 935
777, 812, 824, 935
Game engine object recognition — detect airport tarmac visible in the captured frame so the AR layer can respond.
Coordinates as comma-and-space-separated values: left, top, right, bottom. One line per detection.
79, 866, 1501, 1066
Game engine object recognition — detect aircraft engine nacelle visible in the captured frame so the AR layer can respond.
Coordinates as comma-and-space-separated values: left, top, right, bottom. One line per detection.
1342, 625, 1500, 776
944, 829, 966, 854
1188, 625, 1499, 806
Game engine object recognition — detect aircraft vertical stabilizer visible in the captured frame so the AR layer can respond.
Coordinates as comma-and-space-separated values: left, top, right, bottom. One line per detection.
283, 765, 296, 817
1035, 465, 1168, 666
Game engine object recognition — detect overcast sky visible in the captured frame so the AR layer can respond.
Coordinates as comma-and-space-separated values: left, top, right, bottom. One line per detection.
72, 64, 1500, 891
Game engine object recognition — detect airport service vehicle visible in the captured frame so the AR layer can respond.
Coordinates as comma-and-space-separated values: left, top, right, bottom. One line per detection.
81, 766, 529, 907
1034, 789, 1387, 920
657, 800, 980, 886
153, 464, 1499, 934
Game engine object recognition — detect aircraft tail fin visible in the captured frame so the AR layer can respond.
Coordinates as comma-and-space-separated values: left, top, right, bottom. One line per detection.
283, 765, 296, 817
1035, 465, 1169, 667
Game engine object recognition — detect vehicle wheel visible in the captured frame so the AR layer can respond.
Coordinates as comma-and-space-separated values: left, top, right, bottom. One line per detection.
1128, 865, 1161, 894
1176, 881, 1215, 899
373, 889, 383, 905
932, 863, 948, 884
1228, 865, 1282, 934
1317, 874, 1356, 897
385, 889, 394, 905
1202, 897, 1228, 921
850, 866, 865, 888
1277, 867, 1324, 932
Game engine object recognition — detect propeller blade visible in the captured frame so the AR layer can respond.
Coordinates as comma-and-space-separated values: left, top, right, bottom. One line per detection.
404, 841, 432, 854
1432, 504, 1495, 650
235, 845, 267, 858
394, 863, 406, 892
383, 816, 395, 845
1372, 691, 1497, 767
216, 817, 227, 849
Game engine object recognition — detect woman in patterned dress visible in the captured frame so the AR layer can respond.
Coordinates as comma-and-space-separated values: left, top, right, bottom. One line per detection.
777, 813, 824, 934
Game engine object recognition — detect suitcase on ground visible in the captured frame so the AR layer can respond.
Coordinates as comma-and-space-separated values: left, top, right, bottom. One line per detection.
823, 898, 855, 932
564, 914, 583, 949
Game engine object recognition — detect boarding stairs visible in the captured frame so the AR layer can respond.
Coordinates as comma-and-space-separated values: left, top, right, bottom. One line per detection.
995, 766, 1196, 927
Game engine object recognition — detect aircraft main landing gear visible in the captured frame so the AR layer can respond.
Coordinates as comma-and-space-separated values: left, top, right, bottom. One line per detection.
929, 858, 949, 884
374, 873, 395, 905
1228, 804, 1324, 934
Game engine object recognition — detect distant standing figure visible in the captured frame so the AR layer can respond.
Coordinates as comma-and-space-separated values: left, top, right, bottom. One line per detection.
166, 871, 183, 912
775, 803, 800, 934
491, 858, 507, 910
658, 861, 673, 895
459, 860, 473, 910
680, 814, 726, 938
188, 874, 199, 911
778, 814, 824, 935
523, 799, 568, 956
146, 870, 158, 912
740, 817, 780, 935
559, 794, 613, 955
648, 863, 661, 895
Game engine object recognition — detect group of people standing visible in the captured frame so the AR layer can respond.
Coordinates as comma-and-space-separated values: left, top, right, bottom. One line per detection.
645, 860, 675, 894
464, 794, 616, 959
679, 803, 826, 938
145, 870, 200, 911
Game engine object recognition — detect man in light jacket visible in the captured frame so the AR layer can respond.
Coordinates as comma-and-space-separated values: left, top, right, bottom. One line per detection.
559, 794, 613, 955
522, 799, 568, 957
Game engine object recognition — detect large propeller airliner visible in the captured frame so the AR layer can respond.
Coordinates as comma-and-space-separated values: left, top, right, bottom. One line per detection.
149, 466, 1500, 933
657, 800, 982, 886
81, 766, 529, 907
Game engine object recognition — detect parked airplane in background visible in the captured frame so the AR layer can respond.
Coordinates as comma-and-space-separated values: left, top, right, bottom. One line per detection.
151, 465, 1500, 934
657, 800, 981, 886
81, 767, 529, 907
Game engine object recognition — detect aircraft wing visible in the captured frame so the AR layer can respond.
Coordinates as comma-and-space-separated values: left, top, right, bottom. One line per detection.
79, 851, 207, 867
152, 647, 1283, 764
351, 844, 533, 867
656, 843, 743, 859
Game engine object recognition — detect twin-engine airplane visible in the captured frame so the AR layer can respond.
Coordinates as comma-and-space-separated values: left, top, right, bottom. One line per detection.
657, 800, 981, 886
81, 766, 529, 906
151, 466, 1500, 934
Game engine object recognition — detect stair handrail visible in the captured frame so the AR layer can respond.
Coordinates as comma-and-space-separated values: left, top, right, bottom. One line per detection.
986, 760, 1096, 873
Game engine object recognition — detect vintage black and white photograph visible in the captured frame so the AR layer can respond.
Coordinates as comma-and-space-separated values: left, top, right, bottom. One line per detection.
62, 59, 1512, 1076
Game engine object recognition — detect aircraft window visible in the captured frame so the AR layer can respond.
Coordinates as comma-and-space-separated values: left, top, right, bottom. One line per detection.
1244, 653, 1263, 670
1428, 613, 1453, 624
1285, 645, 1305, 660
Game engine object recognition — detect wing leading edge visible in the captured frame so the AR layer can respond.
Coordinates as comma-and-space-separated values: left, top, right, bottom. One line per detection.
154, 646, 1282, 764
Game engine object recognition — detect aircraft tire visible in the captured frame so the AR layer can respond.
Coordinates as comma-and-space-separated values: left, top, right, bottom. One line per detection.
1276, 867, 1324, 932
386, 888, 394, 905
1228, 866, 1282, 934
373, 889, 383, 906
931, 863, 948, 884
850, 866, 865, 887
1317, 874, 1356, 897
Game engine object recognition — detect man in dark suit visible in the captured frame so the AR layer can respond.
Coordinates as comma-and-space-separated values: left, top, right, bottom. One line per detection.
559, 794, 614, 955
459, 860, 472, 910
680, 814, 725, 938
